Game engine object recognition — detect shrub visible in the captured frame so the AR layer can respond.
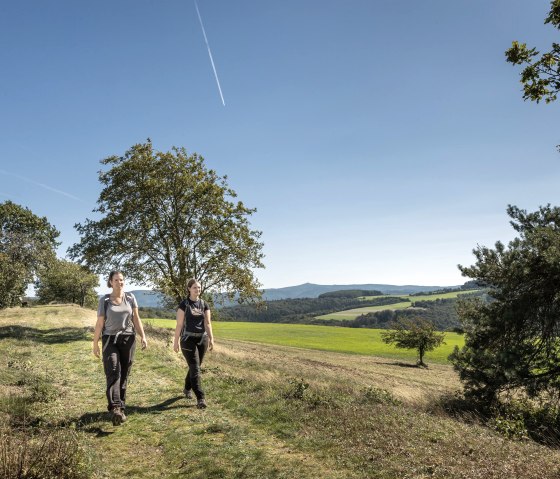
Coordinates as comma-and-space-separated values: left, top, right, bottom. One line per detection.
284, 378, 309, 400
0, 428, 91, 479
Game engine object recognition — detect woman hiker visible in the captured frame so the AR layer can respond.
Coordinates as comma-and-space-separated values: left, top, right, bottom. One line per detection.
173, 278, 214, 409
92, 270, 148, 425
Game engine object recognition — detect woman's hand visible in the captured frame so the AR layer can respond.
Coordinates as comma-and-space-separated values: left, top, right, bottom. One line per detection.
93, 341, 100, 358
141, 336, 148, 350
173, 340, 180, 353
208, 337, 214, 351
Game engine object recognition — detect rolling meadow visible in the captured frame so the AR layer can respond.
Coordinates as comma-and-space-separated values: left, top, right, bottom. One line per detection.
3, 304, 560, 478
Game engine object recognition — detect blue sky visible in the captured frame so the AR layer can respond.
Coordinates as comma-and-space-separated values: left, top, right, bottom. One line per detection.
1, 0, 558, 290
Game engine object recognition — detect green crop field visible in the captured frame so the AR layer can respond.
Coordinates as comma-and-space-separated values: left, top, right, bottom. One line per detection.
146, 319, 464, 364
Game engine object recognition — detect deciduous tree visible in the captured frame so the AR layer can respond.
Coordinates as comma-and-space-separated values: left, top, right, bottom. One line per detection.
0, 201, 60, 308
69, 140, 264, 305
35, 259, 99, 308
381, 317, 445, 367
505, 0, 560, 103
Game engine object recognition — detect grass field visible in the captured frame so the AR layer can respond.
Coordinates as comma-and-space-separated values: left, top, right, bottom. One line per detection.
3, 304, 560, 479
147, 319, 464, 364
316, 290, 480, 321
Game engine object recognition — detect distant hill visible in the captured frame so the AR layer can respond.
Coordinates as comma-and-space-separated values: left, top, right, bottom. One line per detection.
261, 283, 449, 301
128, 290, 167, 308
124, 283, 452, 307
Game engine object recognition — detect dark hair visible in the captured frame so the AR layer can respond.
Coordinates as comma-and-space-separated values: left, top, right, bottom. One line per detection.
187, 278, 200, 290
107, 270, 124, 288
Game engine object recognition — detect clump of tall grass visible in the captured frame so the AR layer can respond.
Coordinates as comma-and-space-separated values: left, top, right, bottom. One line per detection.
0, 350, 91, 479
0, 427, 90, 479
430, 391, 560, 446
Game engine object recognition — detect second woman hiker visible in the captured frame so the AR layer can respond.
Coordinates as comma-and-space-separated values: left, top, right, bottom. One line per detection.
92, 270, 148, 426
173, 278, 214, 409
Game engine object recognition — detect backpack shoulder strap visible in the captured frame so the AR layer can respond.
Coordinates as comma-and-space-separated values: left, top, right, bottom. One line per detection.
103, 294, 111, 318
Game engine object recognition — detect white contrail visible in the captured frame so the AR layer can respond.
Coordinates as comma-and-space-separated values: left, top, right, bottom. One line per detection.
194, 0, 226, 106
0, 169, 84, 202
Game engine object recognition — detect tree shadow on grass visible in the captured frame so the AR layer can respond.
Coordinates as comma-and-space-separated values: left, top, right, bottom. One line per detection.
371, 359, 422, 369
0, 325, 91, 344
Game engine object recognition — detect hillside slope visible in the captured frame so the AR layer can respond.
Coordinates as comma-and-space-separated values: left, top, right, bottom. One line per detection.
1, 305, 560, 479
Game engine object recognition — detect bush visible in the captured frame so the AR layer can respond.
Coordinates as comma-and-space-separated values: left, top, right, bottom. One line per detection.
284, 378, 309, 400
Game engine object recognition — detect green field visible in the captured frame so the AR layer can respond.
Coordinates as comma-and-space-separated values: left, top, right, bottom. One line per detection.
146, 319, 464, 364
316, 290, 480, 321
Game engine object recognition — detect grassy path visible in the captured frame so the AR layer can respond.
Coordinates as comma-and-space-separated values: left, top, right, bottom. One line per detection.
0, 306, 356, 479
3, 305, 560, 479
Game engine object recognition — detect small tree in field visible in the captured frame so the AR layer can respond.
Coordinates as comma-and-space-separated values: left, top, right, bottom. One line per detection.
381, 318, 445, 367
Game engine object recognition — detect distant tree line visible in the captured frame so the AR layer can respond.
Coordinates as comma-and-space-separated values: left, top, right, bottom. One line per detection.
219, 296, 408, 323
408, 281, 480, 296
138, 306, 176, 319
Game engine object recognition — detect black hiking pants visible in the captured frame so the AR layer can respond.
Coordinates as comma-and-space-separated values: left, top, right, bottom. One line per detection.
102, 334, 136, 411
180, 334, 208, 400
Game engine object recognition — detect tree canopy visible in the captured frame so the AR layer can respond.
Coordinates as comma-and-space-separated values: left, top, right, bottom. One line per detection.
0, 201, 60, 308
450, 205, 560, 403
505, 0, 560, 103
69, 140, 265, 305
381, 317, 445, 367
35, 258, 99, 308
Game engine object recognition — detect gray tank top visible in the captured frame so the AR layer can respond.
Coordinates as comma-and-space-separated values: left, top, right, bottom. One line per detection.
97, 293, 137, 336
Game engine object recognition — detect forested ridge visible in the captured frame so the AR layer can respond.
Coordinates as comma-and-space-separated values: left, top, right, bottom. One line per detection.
219, 296, 408, 324
218, 290, 485, 331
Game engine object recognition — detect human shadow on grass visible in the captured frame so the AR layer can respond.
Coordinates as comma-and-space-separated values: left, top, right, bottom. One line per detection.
125, 395, 195, 415
68, 412, 115, 437
0, 325, 91, 344
75, 396, 193, 435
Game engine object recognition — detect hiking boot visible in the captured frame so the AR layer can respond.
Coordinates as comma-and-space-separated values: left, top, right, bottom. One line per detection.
112, 407, 124, 426
183, 389, 193, 400
197, 398, 207, 409
121, 410, 127, 422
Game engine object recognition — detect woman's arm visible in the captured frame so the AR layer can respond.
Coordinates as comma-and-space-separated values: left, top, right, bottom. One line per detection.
92, 315, 104, 357
204, 309, 214, 351
132, 307, 148, 349
174, 309, 184, 353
